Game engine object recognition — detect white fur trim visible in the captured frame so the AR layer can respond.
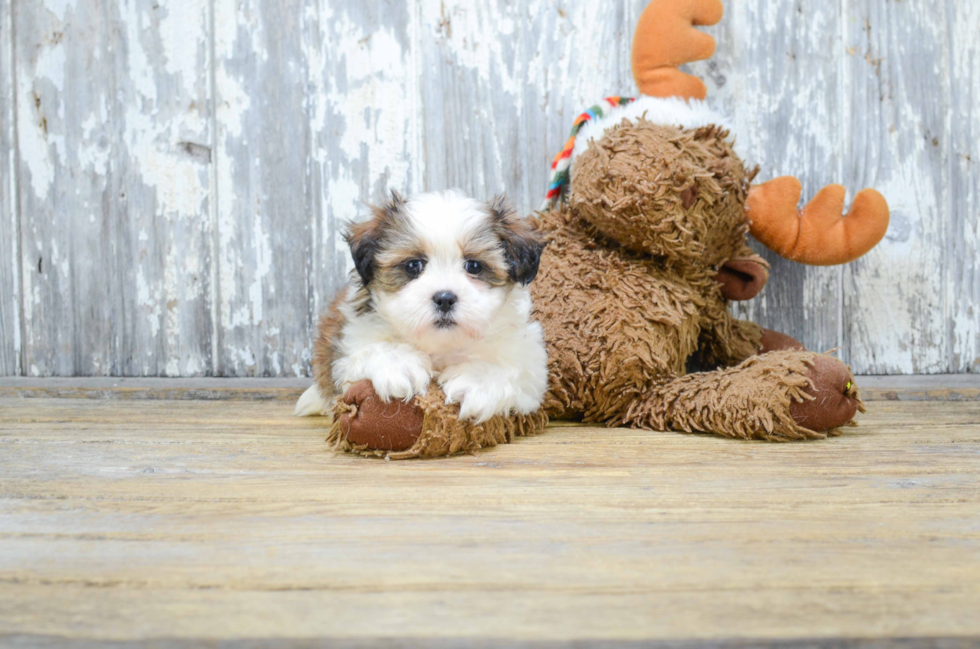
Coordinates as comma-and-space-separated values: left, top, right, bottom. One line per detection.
571, 96, 742, 162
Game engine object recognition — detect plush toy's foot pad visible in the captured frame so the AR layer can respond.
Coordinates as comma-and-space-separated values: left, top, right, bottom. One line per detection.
336, 380, 424, 452
760, 328, 806, 353
790, 356, 861, 433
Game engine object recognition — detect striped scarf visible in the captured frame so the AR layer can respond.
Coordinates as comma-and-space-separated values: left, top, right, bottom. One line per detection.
540, 96, 635, 212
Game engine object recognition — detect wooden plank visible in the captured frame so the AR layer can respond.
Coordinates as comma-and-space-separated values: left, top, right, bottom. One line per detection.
948, 1, 980, 373
213, 0, 420, 376
14, 0, 114, 376
3, 376, 979, 402
213, 0, 423, 377
418, 0, 525, 206
304, 0, 423, 322
13, 1, 214, 377
842, 1, 949, 374
211, 0, 313, 377
0, 398, 978, 642
0, 0, 20, 376
0, 377, 309, 401
725, 0, 845, 356
416, 0, 639, 214
521, 0, 633, 215
1, 638, 977, 649
857, 374, 980, 402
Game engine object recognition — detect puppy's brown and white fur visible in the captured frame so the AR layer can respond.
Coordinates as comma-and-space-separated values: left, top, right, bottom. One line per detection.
295, 190, 548, 423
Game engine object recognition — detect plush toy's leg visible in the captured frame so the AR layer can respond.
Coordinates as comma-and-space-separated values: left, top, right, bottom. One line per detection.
619, 350, 863, 440
325, 380, 548, 460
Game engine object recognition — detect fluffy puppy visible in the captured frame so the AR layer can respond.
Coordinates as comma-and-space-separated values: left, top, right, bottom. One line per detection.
295, 189, 548, 424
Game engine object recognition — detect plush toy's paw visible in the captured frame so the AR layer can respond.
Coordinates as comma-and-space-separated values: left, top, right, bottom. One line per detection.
337, 380, 424, 452
790, 356, 862, 433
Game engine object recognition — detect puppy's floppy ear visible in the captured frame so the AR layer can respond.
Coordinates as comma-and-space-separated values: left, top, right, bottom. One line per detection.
345, 219, 381, 286
488, 195, 546, 285
347, 190, 409, 285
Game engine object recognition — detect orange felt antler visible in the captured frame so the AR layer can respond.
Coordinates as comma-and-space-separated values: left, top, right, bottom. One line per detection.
631, 0, 724, 100
746, 178, 890, 266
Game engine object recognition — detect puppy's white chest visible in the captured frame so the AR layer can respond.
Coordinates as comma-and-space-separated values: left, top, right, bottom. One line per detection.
429, 349, 476, 373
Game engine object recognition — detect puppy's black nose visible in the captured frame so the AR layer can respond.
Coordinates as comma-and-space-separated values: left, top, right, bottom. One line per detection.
432, 291, 458, 314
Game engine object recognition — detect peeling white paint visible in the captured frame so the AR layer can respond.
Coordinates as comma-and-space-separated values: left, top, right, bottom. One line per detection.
41, 0, 73, 20
120, 1, 158, 105
325, 19, 413, 188
248, 216, 272, 327
947, 0, 980, 373
5, 0, 979, 377
843, 0, 950, 374
136, 266, 161, 338
17, 62, 66, 202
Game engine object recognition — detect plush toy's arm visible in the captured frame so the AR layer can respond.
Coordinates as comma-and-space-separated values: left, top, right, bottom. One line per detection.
327, 380, 548, 460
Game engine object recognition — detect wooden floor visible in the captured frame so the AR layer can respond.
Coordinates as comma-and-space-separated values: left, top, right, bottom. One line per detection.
1, 389, 979, 647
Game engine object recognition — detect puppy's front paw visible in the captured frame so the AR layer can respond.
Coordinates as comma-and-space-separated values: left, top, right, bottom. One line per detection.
441, 371, 517, 424
369, 354, 431, 402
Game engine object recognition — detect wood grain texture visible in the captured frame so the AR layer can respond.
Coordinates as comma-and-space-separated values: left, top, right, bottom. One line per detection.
522, 0, 635, 213
419, 0, 523, 204
4, 375, 980, 402
306, 0, 423, 323
843, 1, 949, 374
727, 0, 845, 356
14, 0, 214, 377
0, 0, 20, 376
948, 1, 980, 373
1, 397, 978, 642
211, 0, 312, 377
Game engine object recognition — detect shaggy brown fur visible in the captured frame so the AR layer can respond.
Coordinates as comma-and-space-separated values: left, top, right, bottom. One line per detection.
527, 118, 862, 440
312, 287, 348, 407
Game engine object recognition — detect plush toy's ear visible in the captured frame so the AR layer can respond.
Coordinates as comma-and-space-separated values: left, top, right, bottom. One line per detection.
346, 191, 407, 285
631, 0, 724, 100
488, 195, 546, 285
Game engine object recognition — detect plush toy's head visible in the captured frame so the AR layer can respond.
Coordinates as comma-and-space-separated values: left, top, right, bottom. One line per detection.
549, 0, 890, 274
570, 120, 752, 273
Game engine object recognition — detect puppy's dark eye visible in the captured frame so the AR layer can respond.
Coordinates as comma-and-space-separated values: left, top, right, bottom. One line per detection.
404, 259, 425, 279
464, 260, 483, 275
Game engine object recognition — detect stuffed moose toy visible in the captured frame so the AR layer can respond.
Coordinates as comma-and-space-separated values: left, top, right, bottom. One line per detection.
312, 0, 890, 459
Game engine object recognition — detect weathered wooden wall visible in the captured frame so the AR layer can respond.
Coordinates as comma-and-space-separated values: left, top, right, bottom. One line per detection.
1, 0, 977, 377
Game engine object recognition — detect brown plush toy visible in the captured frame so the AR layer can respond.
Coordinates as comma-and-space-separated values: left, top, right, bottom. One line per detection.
320, 0, 889, 458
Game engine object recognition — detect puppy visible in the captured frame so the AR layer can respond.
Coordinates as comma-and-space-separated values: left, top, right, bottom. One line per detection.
295, 189, 548, 424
